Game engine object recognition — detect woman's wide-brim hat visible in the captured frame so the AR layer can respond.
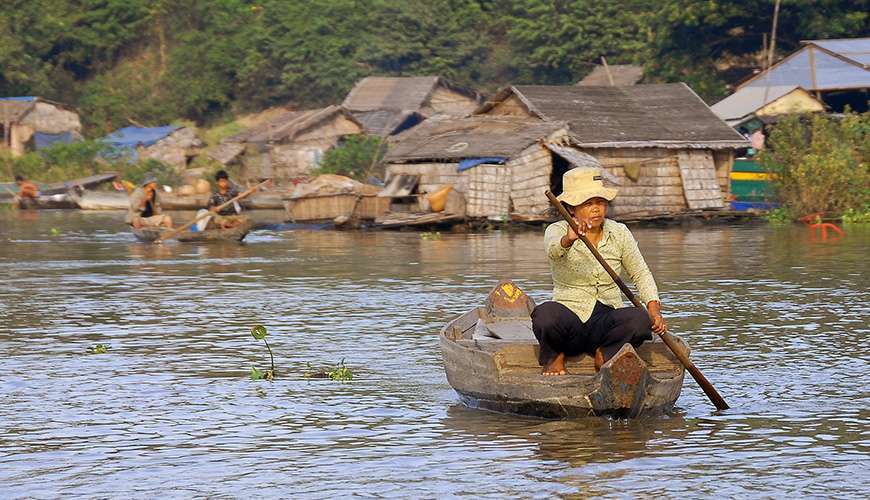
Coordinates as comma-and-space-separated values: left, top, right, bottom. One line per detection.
140, 173, 158, 187
556, 167, 618, 206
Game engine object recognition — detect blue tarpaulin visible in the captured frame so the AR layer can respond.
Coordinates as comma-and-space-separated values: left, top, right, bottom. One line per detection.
457, 157, 507, 172
100, 125, 179, 162
34, 131, 73, 150
0, 96, 37, 102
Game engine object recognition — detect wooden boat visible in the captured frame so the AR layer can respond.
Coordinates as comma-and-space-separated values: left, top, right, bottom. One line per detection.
72, 190, 130, 210
440, 281, 688, 418
131, 217, 253, 243
17, 192, 79, 209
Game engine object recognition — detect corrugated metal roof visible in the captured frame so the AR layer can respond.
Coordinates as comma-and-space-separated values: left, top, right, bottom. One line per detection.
384, 116, 566, 161
483, 84, 747, 148
711, 85, 805, 121
805, 37, 870, 65
739, 38, 870, 91
351, 109, 423, 136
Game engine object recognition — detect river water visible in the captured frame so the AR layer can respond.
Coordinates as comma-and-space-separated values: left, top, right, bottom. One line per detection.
0, 209, 868, 498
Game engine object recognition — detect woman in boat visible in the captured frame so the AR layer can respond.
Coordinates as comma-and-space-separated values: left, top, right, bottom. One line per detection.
126, 174, 173, 229
534, 167, 667, 376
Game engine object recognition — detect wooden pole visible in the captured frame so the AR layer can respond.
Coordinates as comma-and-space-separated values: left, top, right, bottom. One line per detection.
545, 190, 730, 411
762, 0, 782, 106
155, 179, 270, 243
601, 56, 615, 86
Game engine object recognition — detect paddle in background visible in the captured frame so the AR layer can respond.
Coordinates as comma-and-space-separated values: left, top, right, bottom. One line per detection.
545, 190, 730, 411
155, 179, 271, 244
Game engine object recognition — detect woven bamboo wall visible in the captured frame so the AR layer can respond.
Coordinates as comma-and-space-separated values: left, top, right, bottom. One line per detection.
508, 143, 552, 216
467, 164, 511, 218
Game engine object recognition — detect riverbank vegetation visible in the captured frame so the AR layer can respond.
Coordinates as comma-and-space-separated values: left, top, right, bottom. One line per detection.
760, 111, 870, 221
0, 142, 181, 186
2, 1, 867, 135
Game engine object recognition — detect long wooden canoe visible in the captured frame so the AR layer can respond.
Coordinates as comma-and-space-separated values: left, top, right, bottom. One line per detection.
132, 216, 252, 243
440, 281, 688, 418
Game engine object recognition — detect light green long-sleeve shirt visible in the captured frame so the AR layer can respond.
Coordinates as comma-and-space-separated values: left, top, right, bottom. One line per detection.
544, 219, 660, 322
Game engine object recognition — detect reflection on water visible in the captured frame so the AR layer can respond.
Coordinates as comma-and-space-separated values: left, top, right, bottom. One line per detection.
0, 210, 868, 497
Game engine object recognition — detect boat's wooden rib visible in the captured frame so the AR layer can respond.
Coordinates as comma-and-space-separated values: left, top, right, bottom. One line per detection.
439, 280, 688, 418
132, 217, 252, 243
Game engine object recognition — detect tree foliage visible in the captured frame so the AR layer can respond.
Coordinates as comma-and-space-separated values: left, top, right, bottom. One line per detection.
1, 0, 868, 134
760, 112, 870, 217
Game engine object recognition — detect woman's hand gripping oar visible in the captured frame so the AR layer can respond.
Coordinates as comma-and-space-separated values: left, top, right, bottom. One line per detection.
545, 190, 729, 411
155, 179, 271, 244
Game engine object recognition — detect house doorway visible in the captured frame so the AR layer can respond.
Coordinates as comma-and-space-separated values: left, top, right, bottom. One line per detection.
549, 152, 572, 196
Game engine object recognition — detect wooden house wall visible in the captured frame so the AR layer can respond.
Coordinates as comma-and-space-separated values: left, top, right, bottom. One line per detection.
385, 162, 468, 195
482, 95, 533, 117
713, 150, 734, 196
425, 87, 480, 116
583, 148, 688, 218
584, 147, 726, 217
508, 144, 552, 215
269, 137, 340, 180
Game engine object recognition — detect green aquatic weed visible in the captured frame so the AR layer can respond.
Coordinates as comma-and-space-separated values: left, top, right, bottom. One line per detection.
87, 343, 109, 354
420, 231, 442, 240
249, 325, 275, 381
765, 207, 793, 225
328, 359, 353, 381
50, 227, 60, 236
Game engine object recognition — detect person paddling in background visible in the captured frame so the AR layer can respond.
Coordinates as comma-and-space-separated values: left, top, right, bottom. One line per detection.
533, 167, 667, 376
126, 174, 173, 229
204, 170, 244, 229
14, 175, 39, 206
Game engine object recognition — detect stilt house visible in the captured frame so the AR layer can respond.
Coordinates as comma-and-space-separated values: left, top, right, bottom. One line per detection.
383, 116, 604, 219
474, 84, 748, 219
0, 97, 81, 157
221, 106, 364, 182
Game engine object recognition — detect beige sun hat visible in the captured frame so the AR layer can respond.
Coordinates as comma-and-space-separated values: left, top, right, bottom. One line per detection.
556, 167, 618, 206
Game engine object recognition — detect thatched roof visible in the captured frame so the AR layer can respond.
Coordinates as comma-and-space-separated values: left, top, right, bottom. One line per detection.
384, 116, 566, 162
577, 65, 644, 86
476, 84, 747, 149
342, 76, 479, 113
224, 105, 361, 144
351, 109, 424, 136
0, 97, 78, 124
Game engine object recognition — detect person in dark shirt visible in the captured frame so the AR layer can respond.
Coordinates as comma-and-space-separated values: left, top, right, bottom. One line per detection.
206, 170, 243, 228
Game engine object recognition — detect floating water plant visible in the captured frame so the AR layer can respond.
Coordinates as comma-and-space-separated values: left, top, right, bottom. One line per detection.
50, 227, 61, 236
328, 359, 353, 381
250, 325, 275, 381
87, 343, 109, 354
304, 359, 353, 381
420, 231, 442, 240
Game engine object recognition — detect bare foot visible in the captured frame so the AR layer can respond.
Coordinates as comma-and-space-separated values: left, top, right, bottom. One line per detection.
542, 352, 566, 376
594, 348, 605, 372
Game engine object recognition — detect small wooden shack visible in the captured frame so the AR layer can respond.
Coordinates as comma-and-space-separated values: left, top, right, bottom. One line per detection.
0, 97, 81, 157
343, 76, 481, 136
475, 84, 749, 218
383, 116, 605, 220
222, 105, 364, 182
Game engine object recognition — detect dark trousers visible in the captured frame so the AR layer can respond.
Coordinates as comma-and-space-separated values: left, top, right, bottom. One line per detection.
531, 301, 652, 366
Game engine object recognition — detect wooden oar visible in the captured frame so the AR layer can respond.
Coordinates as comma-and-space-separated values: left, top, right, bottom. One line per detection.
545, 190, 729, 411
155, 179, 270, 243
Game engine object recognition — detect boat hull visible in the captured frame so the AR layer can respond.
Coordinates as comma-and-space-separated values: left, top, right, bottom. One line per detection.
439, 281, 687, 419
132, 218, 252, 243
